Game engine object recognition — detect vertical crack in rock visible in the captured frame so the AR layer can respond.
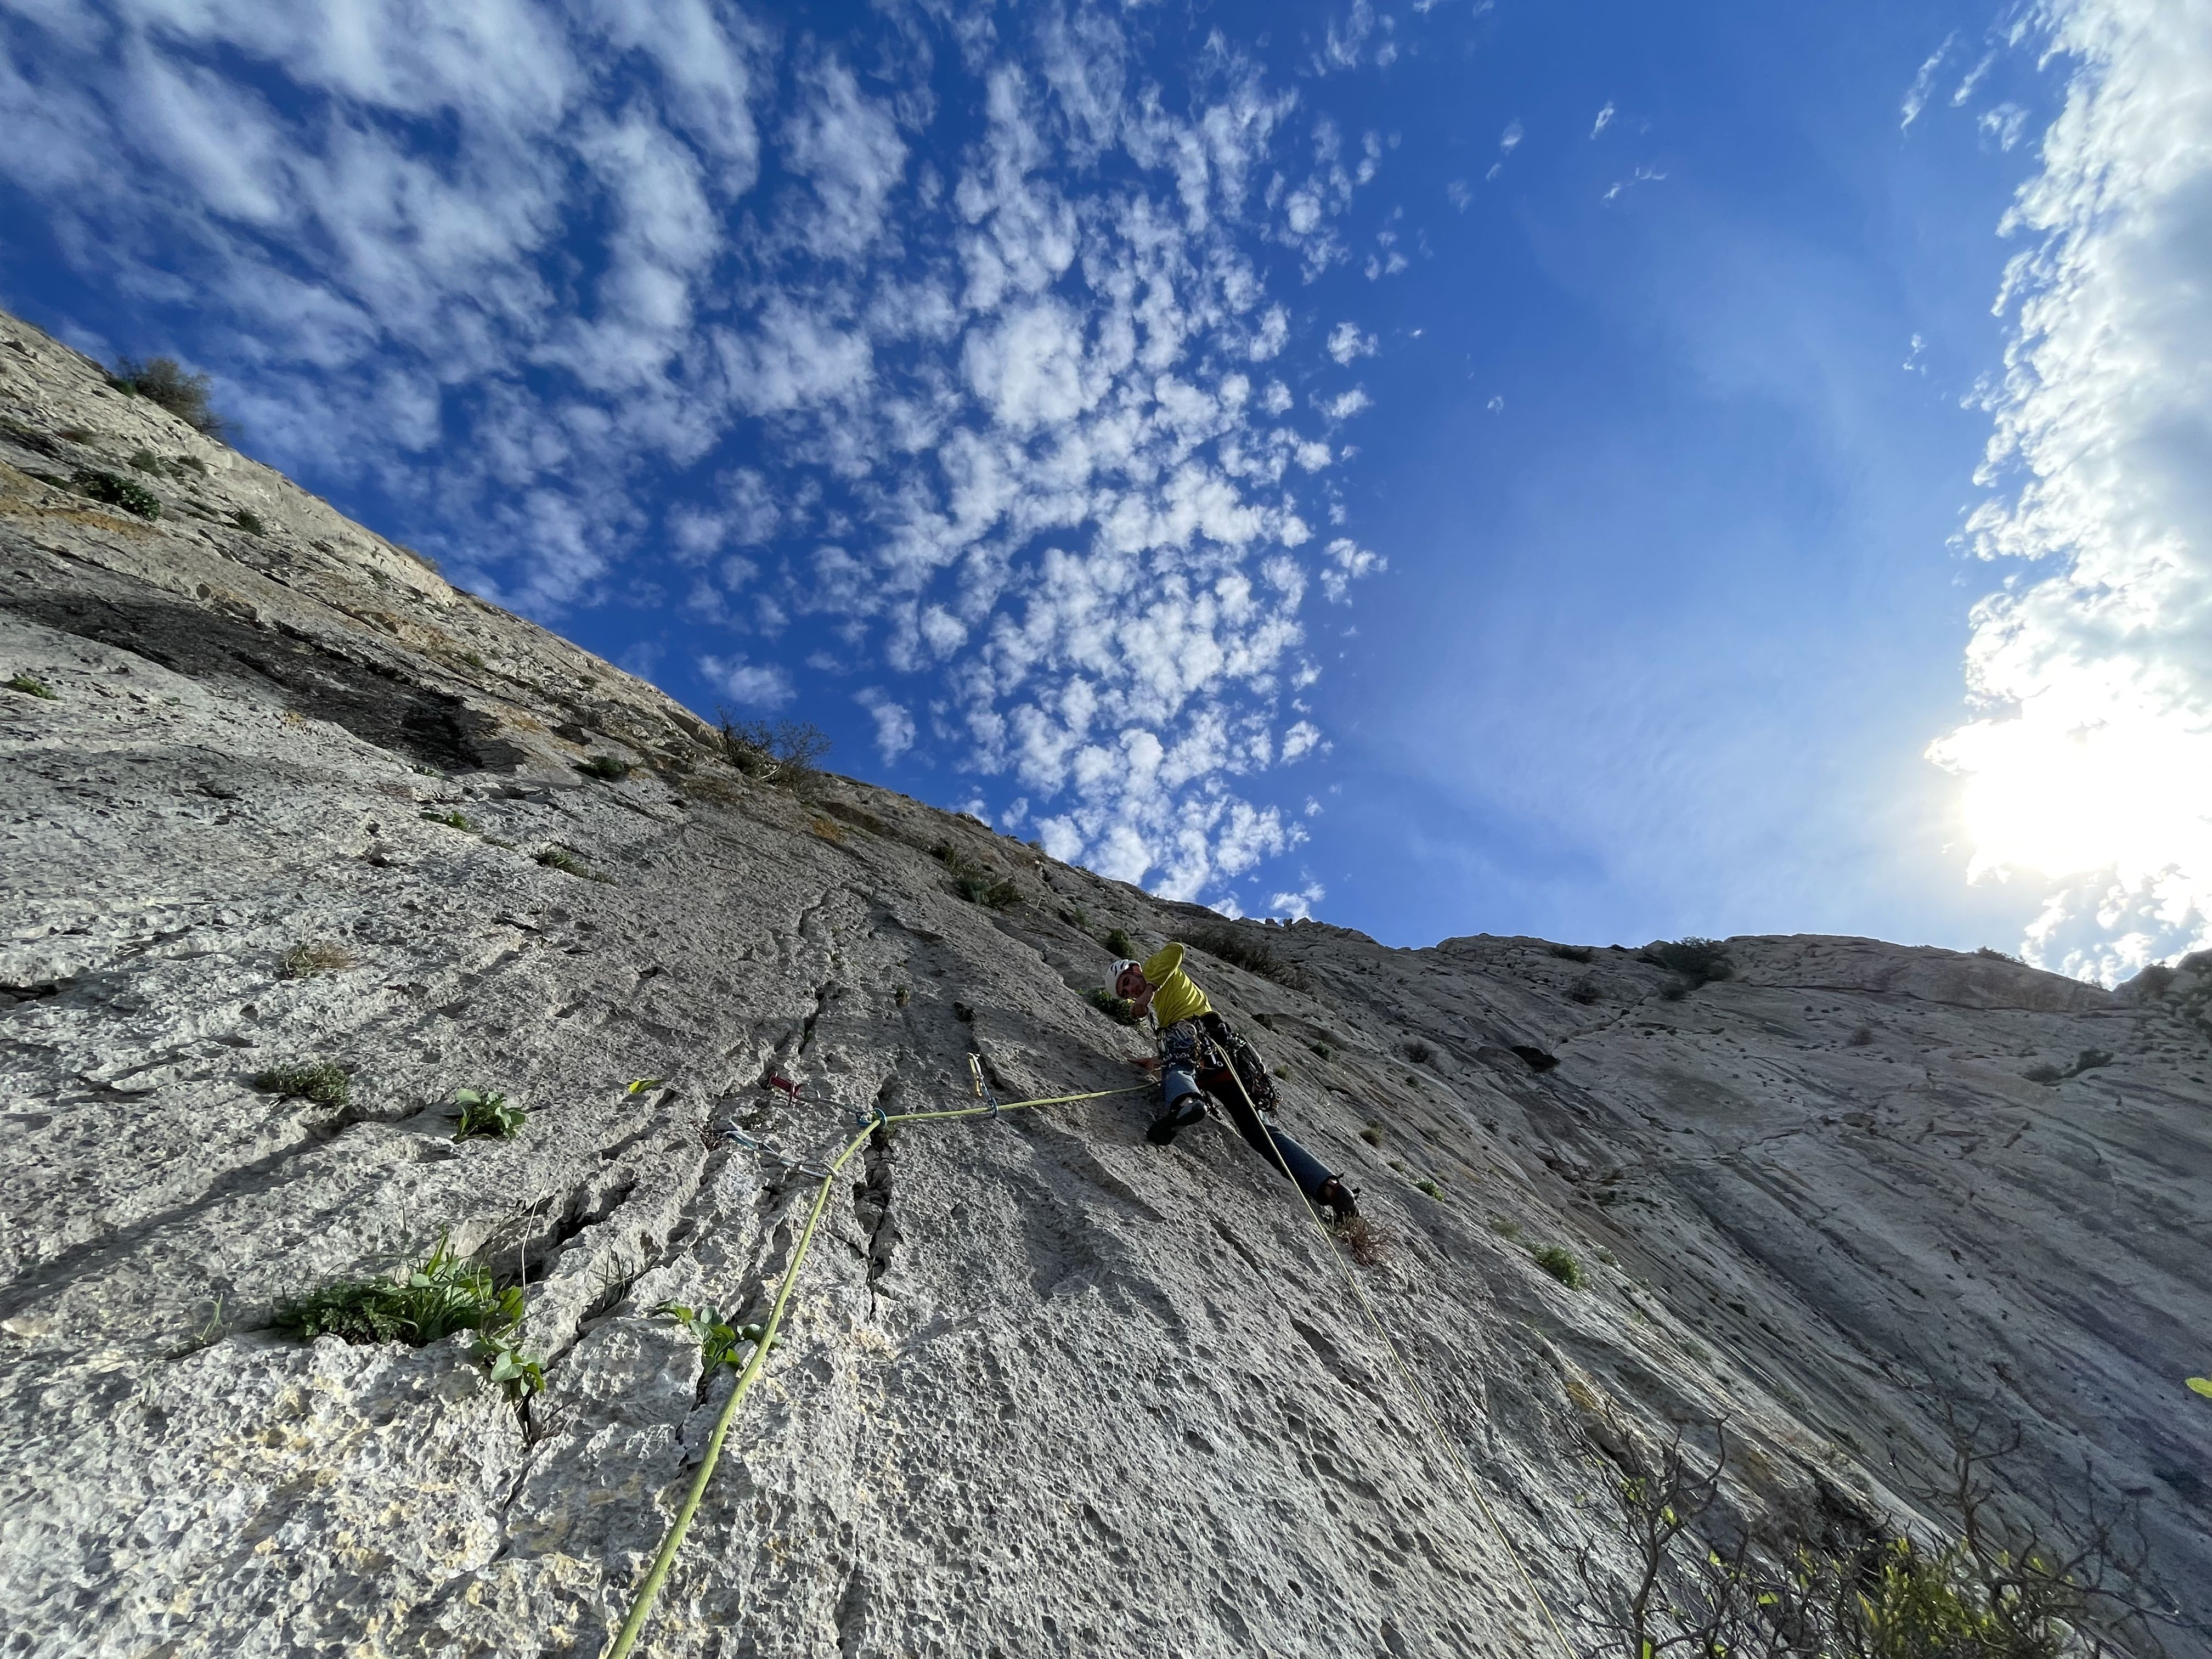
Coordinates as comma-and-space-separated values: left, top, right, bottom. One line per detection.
856, 1075, 901, 1289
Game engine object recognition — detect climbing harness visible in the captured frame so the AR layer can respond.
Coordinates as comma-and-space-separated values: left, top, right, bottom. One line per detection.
603, 1075, 1152, 1659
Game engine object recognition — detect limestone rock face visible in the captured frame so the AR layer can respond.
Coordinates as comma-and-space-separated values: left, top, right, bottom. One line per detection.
3, 310, 2208, 1658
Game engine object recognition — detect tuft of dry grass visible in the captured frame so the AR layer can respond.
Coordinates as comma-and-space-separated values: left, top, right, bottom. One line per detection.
809, 815, 844, 844
1339, 1216, 1393, 1267
280, 940, 357, 978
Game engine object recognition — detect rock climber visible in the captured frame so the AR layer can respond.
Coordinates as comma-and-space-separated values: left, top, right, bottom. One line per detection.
1111, 944, 1358, 1224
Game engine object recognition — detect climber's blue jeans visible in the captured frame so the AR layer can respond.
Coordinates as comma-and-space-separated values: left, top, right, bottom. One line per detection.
1159, 1017, 1339, 1203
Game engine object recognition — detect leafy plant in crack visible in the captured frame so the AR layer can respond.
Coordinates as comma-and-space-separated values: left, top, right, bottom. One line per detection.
230, 508, 266, 534
252, 1060, 350, 1106
7, 673, 57, 698
656, 1302, 765, 1374
276, 1234, 523, 1347
420, 808, 475, 831
1103, 926, 1137, 958
1640, 936, 1734, 992
474, 1327, 547, 1399
572, 754, 630, 781
454, 1086, 526, 1140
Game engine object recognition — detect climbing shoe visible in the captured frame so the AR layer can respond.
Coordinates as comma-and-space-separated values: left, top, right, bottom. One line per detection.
1317, 1177, 1359, 1224
1146, 1095, 1207, 1146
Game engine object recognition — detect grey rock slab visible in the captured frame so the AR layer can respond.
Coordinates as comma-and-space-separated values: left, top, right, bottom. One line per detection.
3, 307, 2208, 1657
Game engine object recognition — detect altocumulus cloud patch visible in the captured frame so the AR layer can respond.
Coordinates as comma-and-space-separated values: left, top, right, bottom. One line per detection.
0, 0, 1393, 910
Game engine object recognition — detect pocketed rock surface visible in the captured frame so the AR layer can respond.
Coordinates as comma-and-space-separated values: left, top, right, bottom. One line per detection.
2, 309, 2207, 1659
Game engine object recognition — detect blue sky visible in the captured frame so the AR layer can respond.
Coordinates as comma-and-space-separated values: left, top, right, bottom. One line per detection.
6, 0, 2209, 980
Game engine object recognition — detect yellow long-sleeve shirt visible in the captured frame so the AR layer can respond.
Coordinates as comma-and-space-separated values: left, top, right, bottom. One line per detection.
1141, 943, 1212, 1029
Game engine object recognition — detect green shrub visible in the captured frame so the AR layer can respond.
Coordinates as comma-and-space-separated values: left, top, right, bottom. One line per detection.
420, 809, 475, 832
453, 1086, 526, 1140
934, 842, 1020, 909
6, 674, 57, 699
1974, 945, 2025, 965
1087, 986, 1140, 1025
1548, 943, 1595, 962
173, 453, 206, 475
127, 447, 165, 475
572, 754, 630, 781
110, 355, 228, 438
1402, 1039, 1434, 1065
1640, 936, 1733, 989
70, 467, 160, 519
230, 508, 265, 535
1359, 1125, 1384, 1146
1415, 1177, 1444, 1200
253, 1060, 350, 1106
1103, 926, 1137, 959
718, 712, 831, 792
57, 425, 95, 444
1487, 1216, 1523, 1240
1309, 1041, 1333, 1060
1532, 1245, 1584, 1288
2129, 962, 2175, 998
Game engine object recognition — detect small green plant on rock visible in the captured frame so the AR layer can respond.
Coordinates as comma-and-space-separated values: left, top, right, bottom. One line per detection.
420, 808, 475, 831
474, 1328, 547, 1398
1415, 1177, 1444, 1200
1487, 1216, 1523, 1241
536, 845, 610, 882
252, 1060, 350, 1106
454, 1086, 526, 1140
230, 508, 266, 535
70, 467, 161, 519
573, 754, 630, 781
1532, 1245, 1584, 1288
1641, 936, 1734, 992
656, 1302, 765, 1373
1359, 1124, 1384, 1146
1103, 926, 1137, 958
7, 674, 57, 698
1309, 1041, 1333, 1060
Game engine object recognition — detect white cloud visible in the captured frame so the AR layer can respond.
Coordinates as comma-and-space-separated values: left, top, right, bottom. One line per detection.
1901, 31, 1958, 129
0, 0, 1375, 912
1499, 119, 1524, 153
1269, 881, 1324, 920
1325, 320, 1377, 364
1591, 101, 1615, 137
1930, 0, 2212, 983
699, 652, 794, 707
1280, 720, 1323, 760
1320, 536, 1384, 601
855, 687, 917, 760
1486, 393, 1505, 412
1445, 178, 1472, 211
